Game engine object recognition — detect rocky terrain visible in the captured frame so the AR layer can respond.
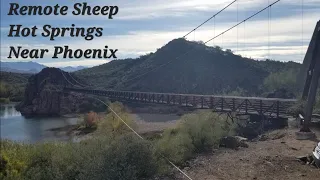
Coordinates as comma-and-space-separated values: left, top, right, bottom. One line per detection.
16, 68, 104, 117
169, 128, 320, 180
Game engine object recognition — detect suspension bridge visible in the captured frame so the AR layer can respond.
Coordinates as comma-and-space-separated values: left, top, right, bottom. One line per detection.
19, 1, 318, 179
59, 0, 319, 122
64, 87, 296, 118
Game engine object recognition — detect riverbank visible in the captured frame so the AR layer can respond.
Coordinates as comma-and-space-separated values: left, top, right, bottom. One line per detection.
2, 102, 319, 180
47, 112, 181, 141
1, 102, 237, 179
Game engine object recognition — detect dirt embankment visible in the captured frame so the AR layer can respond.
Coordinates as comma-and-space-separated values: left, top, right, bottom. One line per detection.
171, 128, 320, 180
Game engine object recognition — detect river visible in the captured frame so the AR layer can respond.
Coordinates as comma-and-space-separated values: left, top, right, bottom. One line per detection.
0, 103, 181, 143
0, 104, 79, 143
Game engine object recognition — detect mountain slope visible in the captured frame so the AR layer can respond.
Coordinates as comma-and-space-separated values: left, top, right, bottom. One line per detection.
61, 66, 87, 72
75, 38, 301, 95
1, 61, 87, 73
0, 61, 46, 73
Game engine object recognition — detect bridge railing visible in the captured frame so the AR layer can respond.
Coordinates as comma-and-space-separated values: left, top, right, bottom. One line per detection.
65, 87, 297, 118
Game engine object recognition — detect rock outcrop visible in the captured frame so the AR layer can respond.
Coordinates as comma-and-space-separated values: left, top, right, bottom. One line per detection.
16, 68, 103, 117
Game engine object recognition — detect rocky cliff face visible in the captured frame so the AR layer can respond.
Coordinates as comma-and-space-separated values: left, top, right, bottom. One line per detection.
16, 68, 102, 117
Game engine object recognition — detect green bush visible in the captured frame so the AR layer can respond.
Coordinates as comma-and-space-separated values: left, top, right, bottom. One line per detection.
1, 134, 158, 180
155, 111, 236, 165
155, 128, 194, 165
0, 104, 239, 180
97, 102, 136, 136
90, 134, 157, 180
0, 140, 31, 180
0, 101, 157, 180
179, 111, 235, 151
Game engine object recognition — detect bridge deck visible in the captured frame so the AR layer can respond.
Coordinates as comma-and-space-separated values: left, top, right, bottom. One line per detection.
65, 88, 297, 118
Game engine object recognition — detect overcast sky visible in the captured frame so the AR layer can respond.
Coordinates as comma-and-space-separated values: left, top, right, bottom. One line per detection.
1, 0, 319, 67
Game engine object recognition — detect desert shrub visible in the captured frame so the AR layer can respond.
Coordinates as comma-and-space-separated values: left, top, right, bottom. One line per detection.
23, 142, 80, 180
178, 111, 235, 152
88, 134, 157, 180
0, 102, 159, 180
1, 134, 157, 180
155, 111, 236, 165
97, 102, 136, 136
0, 140, 31, 180
155, 128, 194, 165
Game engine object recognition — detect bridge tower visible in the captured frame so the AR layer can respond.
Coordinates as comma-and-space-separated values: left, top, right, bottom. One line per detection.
298, 20, 320, 132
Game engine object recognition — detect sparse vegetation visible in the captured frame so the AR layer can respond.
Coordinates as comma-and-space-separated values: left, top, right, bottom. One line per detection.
0, 102, 157, 180
0, 103, 239, 180
155, 111, 237, 165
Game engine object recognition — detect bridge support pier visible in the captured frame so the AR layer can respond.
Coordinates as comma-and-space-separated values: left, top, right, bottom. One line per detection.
299, 20, 320, 135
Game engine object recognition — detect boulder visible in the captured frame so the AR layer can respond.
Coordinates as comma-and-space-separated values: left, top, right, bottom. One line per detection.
220, 136, 249, 150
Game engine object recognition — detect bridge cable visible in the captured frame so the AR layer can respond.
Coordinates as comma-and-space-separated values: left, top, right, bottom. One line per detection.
59, 69, 81, 88
268, 0, 270, 59
222, 32, 224, 49
301, 0, 304, 58
67, 72, 87, 88
213, 16, 215, 47
237, 0, 239, 54
183, 0, 237, 38
123, 0, 281, 84
244, 19, 246, 57
87, 96, 194, 180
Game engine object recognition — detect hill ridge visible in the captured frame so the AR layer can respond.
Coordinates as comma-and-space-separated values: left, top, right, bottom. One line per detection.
75, 38, 301, 95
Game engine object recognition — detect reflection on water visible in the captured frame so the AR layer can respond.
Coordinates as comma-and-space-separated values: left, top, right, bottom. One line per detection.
0, 105, 21, 118
0, 104, 79, 143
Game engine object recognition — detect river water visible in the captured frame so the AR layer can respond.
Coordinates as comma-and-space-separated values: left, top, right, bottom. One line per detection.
0, 104, 79, 143
0, 104, 180, 143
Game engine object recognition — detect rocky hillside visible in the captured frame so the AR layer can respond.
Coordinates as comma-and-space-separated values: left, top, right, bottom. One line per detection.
76, 38, 301, 95
16, 68, 104, 117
